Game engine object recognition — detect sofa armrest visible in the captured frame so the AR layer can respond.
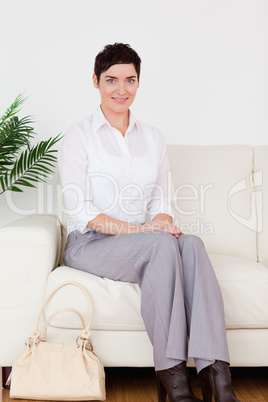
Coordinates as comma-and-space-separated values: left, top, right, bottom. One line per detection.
0, 214, 61, 366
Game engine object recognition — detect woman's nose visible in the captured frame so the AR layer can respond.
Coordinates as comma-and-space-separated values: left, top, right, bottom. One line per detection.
116, 82, 126, 95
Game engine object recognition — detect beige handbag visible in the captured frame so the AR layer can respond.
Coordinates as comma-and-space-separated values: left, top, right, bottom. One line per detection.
9, 281, 106, 401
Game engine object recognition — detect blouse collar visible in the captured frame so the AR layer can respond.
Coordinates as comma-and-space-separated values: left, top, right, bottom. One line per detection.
92, 105, 137, 134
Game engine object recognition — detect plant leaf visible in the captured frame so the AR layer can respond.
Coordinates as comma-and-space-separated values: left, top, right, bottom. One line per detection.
0, 94, 62, 194
0, 133, 62, 194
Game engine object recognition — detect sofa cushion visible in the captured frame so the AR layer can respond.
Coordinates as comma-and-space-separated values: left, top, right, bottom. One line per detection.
167, 145, 257, 261
45, 266, 144, 331
45, 256, 268, 332
210, 254, 268, 329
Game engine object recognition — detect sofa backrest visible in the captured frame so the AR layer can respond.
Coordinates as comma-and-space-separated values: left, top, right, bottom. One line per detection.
58, 145, 263, 263
254, 146, 268, 266
167, 145, 258, 261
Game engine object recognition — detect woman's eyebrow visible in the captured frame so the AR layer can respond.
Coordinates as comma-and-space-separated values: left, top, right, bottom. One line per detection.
104, 75, 137, 79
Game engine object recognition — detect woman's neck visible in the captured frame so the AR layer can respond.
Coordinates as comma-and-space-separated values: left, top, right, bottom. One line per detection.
100, 105, 129, 136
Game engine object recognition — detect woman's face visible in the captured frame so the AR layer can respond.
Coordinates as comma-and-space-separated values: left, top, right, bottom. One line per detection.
93, 63, 139, 116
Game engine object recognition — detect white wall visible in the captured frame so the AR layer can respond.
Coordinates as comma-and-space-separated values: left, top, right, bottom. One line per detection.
0, 0, 267, 226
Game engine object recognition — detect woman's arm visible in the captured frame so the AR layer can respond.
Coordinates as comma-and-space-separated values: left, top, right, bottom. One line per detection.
147, 131, 174, 222
58, 124, 104, 233
88, 212, 183, 238
87, 213, 142, 235
145, 132, 183, 238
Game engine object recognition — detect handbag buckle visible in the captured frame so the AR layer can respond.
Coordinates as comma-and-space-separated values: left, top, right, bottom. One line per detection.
25, 337, 41, 348
76, 336, 93, 351
85, 339, 93, 351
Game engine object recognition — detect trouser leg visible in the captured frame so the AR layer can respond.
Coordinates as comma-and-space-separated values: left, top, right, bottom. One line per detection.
135, 232, 188, 370
63, 230, 229, 372
63, 230, 188, 370
177, 235, 230, 373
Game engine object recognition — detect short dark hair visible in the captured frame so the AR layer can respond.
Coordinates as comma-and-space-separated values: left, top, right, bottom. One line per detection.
94, 43, 141, 83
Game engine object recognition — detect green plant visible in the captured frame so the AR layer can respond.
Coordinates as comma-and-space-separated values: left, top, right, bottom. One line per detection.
0, 94, 62, 194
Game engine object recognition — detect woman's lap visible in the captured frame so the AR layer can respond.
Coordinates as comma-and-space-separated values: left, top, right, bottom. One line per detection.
63, 229, 180, 282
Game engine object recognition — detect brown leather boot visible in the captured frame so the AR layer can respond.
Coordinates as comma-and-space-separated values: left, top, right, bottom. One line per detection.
155, 362, 203, 402
198, 360, 240, 402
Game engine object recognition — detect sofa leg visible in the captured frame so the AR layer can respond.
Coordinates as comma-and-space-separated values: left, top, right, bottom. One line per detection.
2, 366, 11, 389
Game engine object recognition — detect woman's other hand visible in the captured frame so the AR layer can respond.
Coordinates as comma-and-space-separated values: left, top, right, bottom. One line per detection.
142, 214, 184, 238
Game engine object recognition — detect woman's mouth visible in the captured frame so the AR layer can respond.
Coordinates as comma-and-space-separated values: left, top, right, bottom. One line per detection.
112, 97, 128, 104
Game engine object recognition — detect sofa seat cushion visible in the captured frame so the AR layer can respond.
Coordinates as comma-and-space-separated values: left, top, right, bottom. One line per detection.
45, 254, 268, 332
45, 266, 145, 331
210, 254, 268, 329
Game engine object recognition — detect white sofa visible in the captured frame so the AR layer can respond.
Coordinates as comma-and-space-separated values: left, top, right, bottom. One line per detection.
1, 145, 268, 382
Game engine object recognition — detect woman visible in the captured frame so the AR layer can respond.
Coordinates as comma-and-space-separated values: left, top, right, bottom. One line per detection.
59, 43, 239, 402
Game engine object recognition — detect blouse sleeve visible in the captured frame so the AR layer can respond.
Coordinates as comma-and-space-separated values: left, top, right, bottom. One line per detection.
58, 124, 103, 233
147, 131, 174, 221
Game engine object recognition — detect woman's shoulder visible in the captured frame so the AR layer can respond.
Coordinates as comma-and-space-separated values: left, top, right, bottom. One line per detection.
66, 115, 94, 134
136, 118, 164, 140
136, 118, 166, 148
63, 114, 96, 147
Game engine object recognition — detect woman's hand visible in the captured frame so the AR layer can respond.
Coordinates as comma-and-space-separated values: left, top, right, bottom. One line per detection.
88, 213, 183, 237
141, 219, 184, 238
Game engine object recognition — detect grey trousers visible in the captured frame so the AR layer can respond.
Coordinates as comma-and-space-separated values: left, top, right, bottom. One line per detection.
63, 230, 230, 373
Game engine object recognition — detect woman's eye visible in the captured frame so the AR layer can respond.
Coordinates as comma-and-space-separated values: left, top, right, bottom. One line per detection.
107, 79, 115, 83
127, 79, 135, 84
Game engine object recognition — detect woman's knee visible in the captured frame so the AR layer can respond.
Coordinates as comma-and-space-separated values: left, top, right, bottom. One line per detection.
154, 231, 179, 249
138, 230, 177, 248
140, 231, 180, 265
178, 234, 204, 251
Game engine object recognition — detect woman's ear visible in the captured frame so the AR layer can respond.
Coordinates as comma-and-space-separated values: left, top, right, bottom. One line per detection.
92, 74, 99, 89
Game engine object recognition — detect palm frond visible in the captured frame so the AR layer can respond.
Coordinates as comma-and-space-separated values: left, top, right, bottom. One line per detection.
0, 115, 35, 142
0, 94, 25, 125
0, 134, 62, 194
0, 95, 36, 171
0, 116, 35, 159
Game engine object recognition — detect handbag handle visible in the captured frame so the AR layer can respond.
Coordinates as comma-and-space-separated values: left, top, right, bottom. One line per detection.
32, 282, 93, 341
40, 307, 86, 340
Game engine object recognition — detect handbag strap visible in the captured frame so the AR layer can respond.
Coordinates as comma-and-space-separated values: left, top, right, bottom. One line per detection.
32, 282, 93, 341
40, 307, 86, 340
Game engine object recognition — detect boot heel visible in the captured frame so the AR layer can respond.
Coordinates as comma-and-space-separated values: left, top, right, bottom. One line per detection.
156, 378, 167, 402
199, 369, 212, 402
199, 361, 240, 402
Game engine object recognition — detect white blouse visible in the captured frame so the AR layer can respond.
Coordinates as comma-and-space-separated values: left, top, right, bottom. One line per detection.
58, 106, 174, 234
